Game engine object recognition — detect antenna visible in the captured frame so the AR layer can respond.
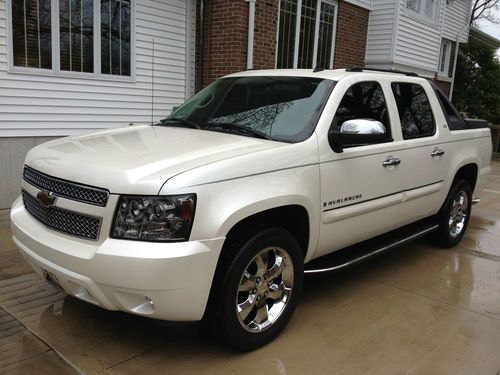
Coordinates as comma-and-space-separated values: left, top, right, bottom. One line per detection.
151, 37, 155, 125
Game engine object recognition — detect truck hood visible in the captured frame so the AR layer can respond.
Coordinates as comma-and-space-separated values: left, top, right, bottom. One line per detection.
25, 125, 285, 195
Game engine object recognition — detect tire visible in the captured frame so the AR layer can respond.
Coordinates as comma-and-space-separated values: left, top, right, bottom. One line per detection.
208, 228, 303, 351
433, 180, 472, 248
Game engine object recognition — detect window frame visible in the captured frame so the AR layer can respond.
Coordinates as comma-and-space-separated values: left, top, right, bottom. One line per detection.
391, 82, 436, 140
6, 0, 135, 81
275, 0, 339, 69
330, 80, 394, 149
438, 39, 452, 76
404, 0, 440, 26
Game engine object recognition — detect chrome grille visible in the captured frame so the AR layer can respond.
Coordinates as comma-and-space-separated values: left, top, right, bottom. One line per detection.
23, 166, 109, 207
22, 190, 102, 240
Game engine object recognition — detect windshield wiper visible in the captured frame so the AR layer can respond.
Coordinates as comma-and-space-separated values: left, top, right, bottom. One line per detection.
159, 117, 200, 129
201, 122, 273, 140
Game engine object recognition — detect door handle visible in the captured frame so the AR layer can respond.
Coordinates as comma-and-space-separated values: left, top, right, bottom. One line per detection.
431, 148, 445, 157
382, 157, 401, 167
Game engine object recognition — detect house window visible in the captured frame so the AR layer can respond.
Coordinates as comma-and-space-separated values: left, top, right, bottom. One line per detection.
59, 0, 94, 72
12, 0, 52, 69
438, 40, 451, 75
101, 0, 131, 76
10, 0, 132, 76
277, 0, 338, 69
405, 0, 439, 23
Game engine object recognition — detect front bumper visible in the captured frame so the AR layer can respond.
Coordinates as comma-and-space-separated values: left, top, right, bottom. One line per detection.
10, 197, 225, 321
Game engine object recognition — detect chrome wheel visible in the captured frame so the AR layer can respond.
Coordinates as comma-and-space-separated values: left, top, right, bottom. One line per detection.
449, 190, 469, 238
236, 246, 294, 333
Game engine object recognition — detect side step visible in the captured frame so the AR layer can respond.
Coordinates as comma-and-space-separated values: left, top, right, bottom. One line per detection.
304, 217, 439, 275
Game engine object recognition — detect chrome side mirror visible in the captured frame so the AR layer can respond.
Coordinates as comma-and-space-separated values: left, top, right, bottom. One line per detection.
329, 118, 390, 153
340, 119, 386, 135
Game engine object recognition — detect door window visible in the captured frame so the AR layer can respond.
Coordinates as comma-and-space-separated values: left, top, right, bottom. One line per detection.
332, 81, 391, 138
391, 82, 435, 139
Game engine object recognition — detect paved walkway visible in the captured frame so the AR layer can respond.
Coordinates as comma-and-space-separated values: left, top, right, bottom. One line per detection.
1, 161, 500, 374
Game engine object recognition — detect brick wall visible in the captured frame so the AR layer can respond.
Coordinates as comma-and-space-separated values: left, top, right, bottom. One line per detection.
253, 1, 279, 70
433, 79, 451, 97
196, 0, 248, 89
196, 0, 369, 89
333, 1, 369, 69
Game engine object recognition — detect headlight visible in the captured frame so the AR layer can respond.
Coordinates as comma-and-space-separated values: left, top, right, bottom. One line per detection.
111, 194, 196, 241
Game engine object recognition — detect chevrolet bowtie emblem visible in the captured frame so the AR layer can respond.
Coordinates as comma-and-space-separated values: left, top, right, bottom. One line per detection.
36, 191, 57, 207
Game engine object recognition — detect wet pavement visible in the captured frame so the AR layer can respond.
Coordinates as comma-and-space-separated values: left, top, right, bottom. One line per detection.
1, 161, 500, 374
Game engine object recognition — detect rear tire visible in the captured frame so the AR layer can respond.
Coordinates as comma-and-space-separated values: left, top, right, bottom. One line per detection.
433, 180, 472, 248
207, 228, 303, 351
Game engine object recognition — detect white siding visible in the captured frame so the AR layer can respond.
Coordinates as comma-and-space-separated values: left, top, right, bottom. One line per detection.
442, 0, 471, 43
365, 0, 397, 64
0, 0, 196, 137
366, 0, 470, 75
393, 0, 443, 71
344, 0, 371, 10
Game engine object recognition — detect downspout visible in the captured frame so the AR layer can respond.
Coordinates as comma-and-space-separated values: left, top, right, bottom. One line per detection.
449, 1, 473, 100
198, 0, 204, 91
449, 25, 467, 100
246, 0, 256, 69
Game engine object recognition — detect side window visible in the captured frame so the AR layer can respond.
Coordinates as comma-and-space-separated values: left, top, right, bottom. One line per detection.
391, 82, 435, 139
332, 81, 391, 138
434, 88, 467, 130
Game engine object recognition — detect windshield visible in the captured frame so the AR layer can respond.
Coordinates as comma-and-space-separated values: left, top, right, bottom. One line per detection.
160, 76, 336, 142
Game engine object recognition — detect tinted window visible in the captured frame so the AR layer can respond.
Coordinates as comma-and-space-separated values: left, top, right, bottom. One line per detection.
60, 0, 94, 73
12, 0, 52, 69
391, 83, 435, 139
101, 0, 131, 76
332, 81, 391, 137
163, 76, 335, 143
433, 87, 467, 130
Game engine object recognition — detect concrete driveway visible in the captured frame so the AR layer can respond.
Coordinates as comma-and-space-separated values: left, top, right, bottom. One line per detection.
1, 161, 500, 375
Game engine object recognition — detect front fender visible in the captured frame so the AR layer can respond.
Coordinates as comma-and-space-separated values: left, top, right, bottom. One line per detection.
163, 164, 321, 262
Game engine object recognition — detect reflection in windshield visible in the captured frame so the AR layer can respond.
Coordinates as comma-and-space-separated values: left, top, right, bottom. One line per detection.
160, 76, 335, 143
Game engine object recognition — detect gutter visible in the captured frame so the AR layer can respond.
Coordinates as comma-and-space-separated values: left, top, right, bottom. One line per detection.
246, 0, 256, 69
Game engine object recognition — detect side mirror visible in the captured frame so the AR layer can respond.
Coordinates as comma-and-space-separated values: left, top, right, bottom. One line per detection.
328, 119, 389, 153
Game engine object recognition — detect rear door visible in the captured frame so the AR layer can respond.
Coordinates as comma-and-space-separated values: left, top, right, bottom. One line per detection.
390, 81, 449, 223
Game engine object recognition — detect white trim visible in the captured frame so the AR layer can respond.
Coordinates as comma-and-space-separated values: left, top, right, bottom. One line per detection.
438, 39, 451, 75
94, 0, 100, 74
312, 0, 321, 67
6, 0, 136, 81
403, 0, 441, 27
185, 0, 193, 98
293, 0, 302, 69
277, 0, 338, 69
328, 0, 338, 69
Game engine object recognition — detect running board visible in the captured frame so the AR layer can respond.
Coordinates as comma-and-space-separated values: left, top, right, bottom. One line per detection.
304, 217, 439, 275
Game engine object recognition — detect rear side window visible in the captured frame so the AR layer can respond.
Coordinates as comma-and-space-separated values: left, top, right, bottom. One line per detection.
391, 82, 435, 139
332, 81, 391, 137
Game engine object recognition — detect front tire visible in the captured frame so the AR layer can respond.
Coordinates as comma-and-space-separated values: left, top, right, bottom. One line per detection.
209, 228, 303, 351
434, 180, 472, 248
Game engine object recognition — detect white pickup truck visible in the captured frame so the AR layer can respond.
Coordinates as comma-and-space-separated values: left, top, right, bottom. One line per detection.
10, 68, 491, 350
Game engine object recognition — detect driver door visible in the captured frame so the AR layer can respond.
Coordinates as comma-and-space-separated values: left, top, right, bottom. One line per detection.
316, 80, 405, 257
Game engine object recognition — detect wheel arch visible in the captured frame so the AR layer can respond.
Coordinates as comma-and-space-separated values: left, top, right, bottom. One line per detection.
451, 162, 478, 193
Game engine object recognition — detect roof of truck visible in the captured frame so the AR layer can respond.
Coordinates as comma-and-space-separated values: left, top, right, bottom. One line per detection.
225, 68, 427, 83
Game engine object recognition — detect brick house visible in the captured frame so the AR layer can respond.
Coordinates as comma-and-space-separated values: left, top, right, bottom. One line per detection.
197, 0, 371, 88
197, 0, 471, 95
0, 0, 472, 207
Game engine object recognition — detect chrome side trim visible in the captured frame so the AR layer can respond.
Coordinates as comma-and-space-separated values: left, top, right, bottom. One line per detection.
304, 225, 439, 274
